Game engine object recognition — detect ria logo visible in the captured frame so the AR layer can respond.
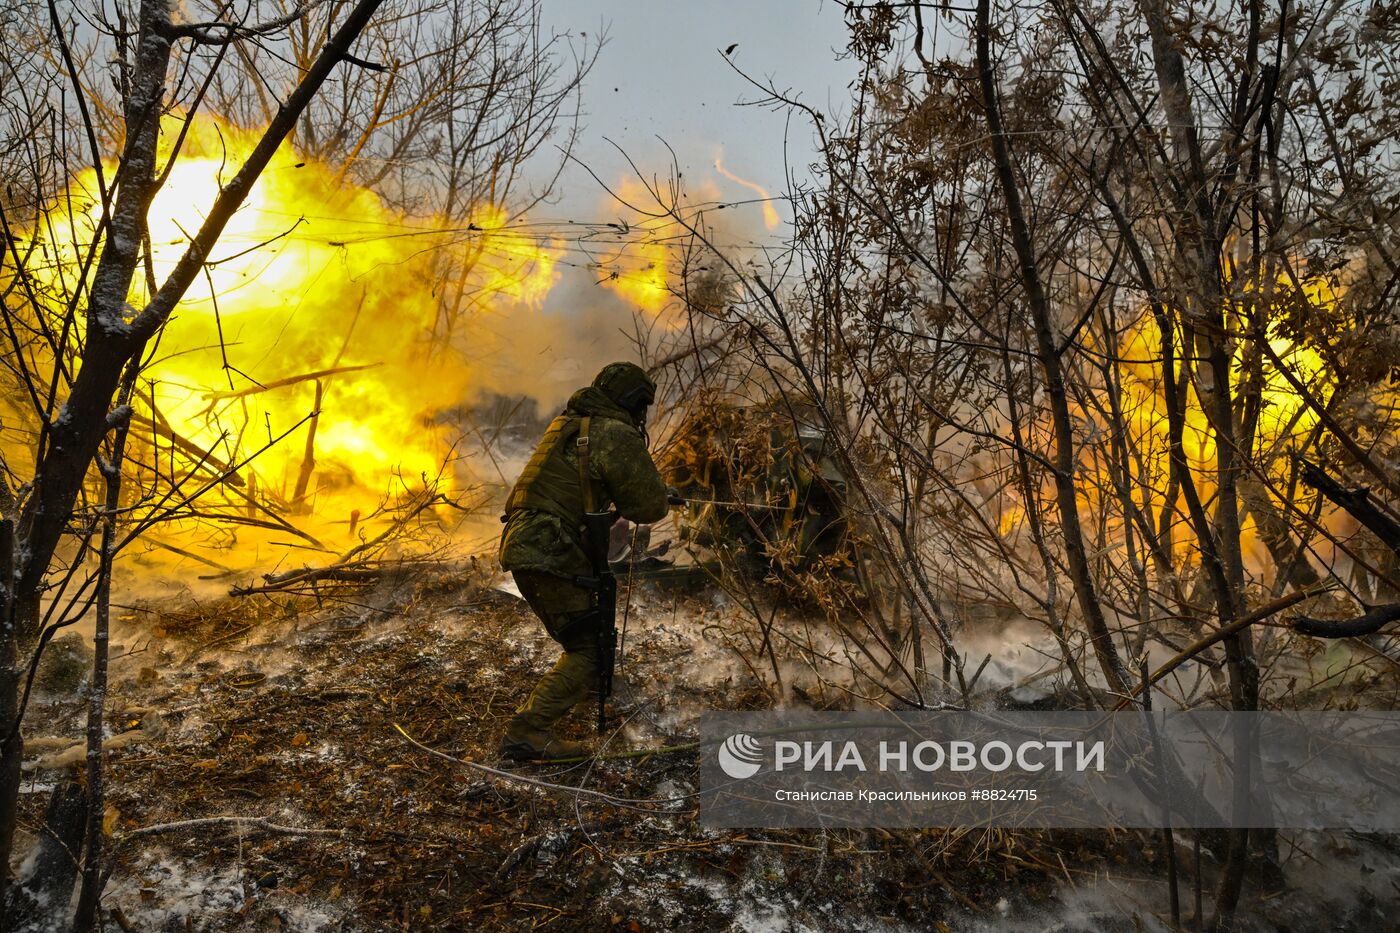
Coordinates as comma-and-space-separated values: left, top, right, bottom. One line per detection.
718, 733, 764, 779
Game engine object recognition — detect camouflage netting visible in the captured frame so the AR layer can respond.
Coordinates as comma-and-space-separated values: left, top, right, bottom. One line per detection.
662, 391, 852, 577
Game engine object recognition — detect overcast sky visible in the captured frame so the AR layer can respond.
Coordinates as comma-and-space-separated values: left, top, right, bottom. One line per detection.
535, 0, 858, 229
470, 2, 860, 397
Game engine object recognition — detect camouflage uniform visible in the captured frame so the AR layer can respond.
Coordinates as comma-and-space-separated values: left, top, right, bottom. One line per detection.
498, 362, 669, 759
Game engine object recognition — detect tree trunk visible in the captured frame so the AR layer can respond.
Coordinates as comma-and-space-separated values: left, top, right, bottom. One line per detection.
73, 358, 142, 931
7, 775, 87, 927
976, 0, 1129, 696
0, 520, 18, 918
0, 0, 390, 907
1139, 1, 1258, 925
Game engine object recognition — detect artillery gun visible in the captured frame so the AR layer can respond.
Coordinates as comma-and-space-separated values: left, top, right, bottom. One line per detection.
659, 395, 854, 581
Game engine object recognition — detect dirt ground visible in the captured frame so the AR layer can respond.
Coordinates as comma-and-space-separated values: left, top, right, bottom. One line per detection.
16, 570, 1400, 932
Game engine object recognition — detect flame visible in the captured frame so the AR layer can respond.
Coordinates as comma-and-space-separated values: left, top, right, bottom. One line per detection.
1113, 299, 1326, 482
12, 113, 563, 545
714, 151, 781, 231
596, 176, 674, 316
993, 280, 1333, 579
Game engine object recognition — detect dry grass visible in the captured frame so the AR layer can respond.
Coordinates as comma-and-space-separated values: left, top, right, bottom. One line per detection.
16, 573, 1240, 931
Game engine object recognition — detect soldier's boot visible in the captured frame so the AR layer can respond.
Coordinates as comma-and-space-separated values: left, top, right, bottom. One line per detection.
500, 648, 597, 761
499, 729, 585, 762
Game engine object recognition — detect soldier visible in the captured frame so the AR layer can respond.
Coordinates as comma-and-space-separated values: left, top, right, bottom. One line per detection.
497, 361, 673, 760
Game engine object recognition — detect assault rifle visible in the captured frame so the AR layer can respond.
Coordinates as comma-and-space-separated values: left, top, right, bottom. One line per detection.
579, 508, 618, 734
581, 490, 686, 734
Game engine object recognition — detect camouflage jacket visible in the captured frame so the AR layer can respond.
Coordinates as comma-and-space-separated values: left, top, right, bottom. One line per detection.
498, 386, 668, 576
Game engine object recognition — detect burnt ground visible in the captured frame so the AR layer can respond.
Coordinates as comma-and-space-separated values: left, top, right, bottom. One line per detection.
16, 570, 1400, 932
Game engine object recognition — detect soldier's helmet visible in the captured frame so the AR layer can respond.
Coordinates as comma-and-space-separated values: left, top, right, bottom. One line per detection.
594, 361, 656, 417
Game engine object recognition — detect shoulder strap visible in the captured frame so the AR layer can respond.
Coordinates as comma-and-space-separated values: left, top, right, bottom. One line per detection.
577, 416, 596, 512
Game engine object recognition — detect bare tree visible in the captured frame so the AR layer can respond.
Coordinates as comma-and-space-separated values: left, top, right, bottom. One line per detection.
635, 1, 1400, 926
3, 0, 596, 908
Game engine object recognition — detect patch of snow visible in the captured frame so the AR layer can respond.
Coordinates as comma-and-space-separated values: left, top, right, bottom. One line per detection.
106, 848, 347, 932
275, 900, 341, 932
106, 851, 244, 930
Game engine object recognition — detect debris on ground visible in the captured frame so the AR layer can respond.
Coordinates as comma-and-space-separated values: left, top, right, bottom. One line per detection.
17, 571, 1400, 931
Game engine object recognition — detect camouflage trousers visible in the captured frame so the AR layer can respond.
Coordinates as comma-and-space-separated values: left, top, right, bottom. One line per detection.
506, 569, 601, 743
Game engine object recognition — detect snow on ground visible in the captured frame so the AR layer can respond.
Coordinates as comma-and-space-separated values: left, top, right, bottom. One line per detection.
106, 847, 347, 932
15, 569, 1400, 931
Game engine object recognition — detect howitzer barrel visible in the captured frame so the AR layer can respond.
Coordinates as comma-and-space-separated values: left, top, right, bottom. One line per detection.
675, 495, 789, 511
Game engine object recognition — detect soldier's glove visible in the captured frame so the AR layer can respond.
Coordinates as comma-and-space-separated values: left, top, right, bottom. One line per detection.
666, 486, 686, 507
